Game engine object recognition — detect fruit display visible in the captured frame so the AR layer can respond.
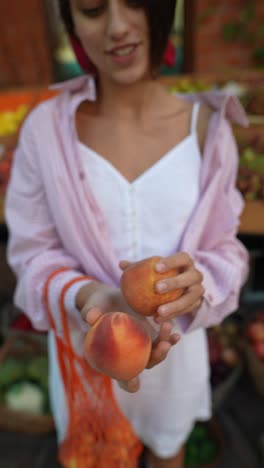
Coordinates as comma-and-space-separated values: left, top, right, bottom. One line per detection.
0, 89, 58, 208
0, 104, 29, 138
0, 89, 58, 138
120, 256, 183, 316
243, 311, 264, 396
245, 311, 264, 362
207, 322, 241, 388
83, 311, 152, 380
0, 91, 35, 137
237, 131, 264, 156
167, 77, 213, 94
240, 85, 264, 116
184, 423, 219, 467
162, 74, 264, 203
237, 156, 264, 202
0, 354, 51, 416
235, 130, 264, 202
0, 149, 14, 196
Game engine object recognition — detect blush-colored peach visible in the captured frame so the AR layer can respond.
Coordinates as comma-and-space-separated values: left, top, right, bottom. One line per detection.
121, 256, 183, 316
83, 312, 151, 380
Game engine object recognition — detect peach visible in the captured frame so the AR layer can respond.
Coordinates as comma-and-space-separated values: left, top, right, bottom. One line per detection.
121, 256, 183, 316
83, 312, 151, 381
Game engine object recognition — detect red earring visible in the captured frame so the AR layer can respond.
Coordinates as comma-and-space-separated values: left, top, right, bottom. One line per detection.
69, 35, 97, 75
162, 40, 176, 67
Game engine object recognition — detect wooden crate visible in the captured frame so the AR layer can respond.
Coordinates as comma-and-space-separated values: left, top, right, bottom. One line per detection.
240, 201, 264, 235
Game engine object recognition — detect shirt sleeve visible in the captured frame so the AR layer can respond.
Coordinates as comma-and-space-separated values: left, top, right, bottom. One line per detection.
176, 119, 249, 334
4, 115, 92, 334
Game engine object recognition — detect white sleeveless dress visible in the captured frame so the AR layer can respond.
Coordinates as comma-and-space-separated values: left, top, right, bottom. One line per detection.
50, 103, 211, 458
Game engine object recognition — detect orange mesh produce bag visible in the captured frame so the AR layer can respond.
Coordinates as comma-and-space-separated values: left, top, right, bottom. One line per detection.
44, 269, 143, 468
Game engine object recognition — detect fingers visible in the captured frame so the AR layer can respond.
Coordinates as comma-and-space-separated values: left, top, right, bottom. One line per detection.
170, 333, 181, 345
155, 252, 193, 273
146, 341, 171, 369
84, 307, 104, 326
153, 321, 172, 345
155, 283, 204, 322
118, 376, 140, 393
119, 260, 133, 271
155, 267, 203, 294
153, 321, 181, 347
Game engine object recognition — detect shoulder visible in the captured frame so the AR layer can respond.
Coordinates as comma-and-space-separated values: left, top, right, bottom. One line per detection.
197, 104, 214, 154
14, 96, 62, 174
197, 103, 238, 157
18, 96, 60, 146
181, 89, 249, 153
22, 96, 57, 130
169, 93, 213, 154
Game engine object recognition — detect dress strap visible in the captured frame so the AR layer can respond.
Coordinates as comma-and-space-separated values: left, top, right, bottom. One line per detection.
190, 102, 200, 134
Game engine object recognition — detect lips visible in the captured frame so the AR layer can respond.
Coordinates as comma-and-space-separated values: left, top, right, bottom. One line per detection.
107, 43, 140, 56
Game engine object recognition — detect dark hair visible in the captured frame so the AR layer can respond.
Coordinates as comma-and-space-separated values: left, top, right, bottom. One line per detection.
58, 0, 177, 71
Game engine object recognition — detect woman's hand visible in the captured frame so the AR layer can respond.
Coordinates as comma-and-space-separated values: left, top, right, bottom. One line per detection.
86, 306, 180, 393
76, 282, 130, 322
120, 253, 205, 324
77, 282, 180, 392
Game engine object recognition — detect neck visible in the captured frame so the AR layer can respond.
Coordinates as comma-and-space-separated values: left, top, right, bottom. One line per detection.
95, 74, 168, 122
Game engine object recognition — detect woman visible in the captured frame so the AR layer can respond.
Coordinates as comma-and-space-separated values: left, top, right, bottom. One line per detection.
5, 0, 249, 467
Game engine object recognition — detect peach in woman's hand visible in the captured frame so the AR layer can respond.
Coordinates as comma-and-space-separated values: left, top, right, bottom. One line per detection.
83, 311, 152, 381
120, 256, 183, 316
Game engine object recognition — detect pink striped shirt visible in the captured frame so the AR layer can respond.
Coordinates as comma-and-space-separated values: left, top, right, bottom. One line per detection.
5, 75, 249, 336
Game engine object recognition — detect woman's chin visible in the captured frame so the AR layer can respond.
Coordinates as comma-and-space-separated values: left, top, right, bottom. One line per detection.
104, 65, 151, 87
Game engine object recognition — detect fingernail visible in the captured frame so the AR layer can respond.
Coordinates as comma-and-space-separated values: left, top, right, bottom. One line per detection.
171, 334, 181, 344
154, 316, 162, 324
155, 262, 166, 272
156, 281, 167, 293
130, 377, 138, 385
162, 343, 171, 355
158, 306, 168, 316
129, 378, 139, 389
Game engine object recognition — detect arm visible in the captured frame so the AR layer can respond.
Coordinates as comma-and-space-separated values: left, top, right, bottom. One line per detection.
183, 119, 249, 332
162, 119, 249, 332
4, 117, 91, 335
151, 233, 248, 334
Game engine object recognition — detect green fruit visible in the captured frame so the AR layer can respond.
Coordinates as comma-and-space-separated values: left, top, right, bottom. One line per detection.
197, 440, 218, 465
0, 389, 5, 404
188, 424, 208, 443
185, 449, 199, 467
42, 387, 52, 415
26, 356, 49, 389
187, 444, 199, 459
0, 358, 27, 388
185, 454, 196, 467
5, 381, 45, 415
